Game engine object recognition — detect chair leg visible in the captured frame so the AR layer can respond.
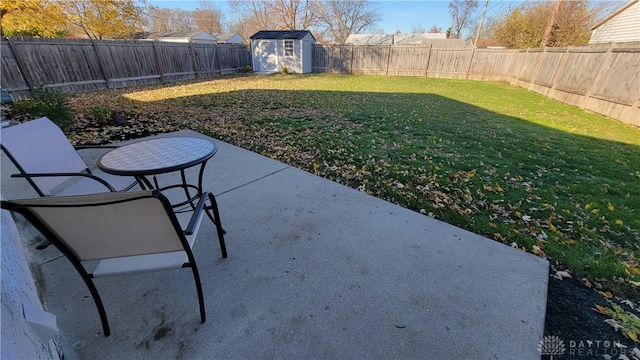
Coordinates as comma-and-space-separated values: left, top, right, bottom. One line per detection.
206, 193, 227, 258
189, 264, 206, 323
80, 274, 111, 337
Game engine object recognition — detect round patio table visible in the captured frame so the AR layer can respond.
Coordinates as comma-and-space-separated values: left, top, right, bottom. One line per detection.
98, 136, 216, 207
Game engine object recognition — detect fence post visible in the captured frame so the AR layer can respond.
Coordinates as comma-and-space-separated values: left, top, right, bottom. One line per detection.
386, 44, 392, 75
350, 45, 354, 74
90, 39, 111, 89
6, 38, 35, 92
425, 45, 433, 78
466, 47, 476, 79
189, 42, 200, 79
151, 41, 165, 83
215, 44, 223, 76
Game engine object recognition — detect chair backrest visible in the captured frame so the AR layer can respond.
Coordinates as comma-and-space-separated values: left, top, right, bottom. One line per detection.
1, 191, 186, 262
1, 117, 89, 196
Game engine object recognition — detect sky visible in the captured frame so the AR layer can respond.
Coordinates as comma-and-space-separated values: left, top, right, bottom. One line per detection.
146, 0, 625, 38
146, 0, 515, 36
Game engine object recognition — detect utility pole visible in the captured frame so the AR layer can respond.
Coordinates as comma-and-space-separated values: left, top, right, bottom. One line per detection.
541, 0, 562, 47
474, 0, 490, 46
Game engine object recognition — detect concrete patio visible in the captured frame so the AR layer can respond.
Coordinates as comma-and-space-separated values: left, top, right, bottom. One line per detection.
2, 130, 549, 359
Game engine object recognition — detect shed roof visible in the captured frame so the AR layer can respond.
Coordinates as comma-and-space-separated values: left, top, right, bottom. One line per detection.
250, 30, 315, 40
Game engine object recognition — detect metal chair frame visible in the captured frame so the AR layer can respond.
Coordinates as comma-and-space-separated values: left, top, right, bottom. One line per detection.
1, 190, 227, 337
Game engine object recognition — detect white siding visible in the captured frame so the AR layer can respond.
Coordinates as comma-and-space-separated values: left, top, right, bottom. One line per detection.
1, 199, 59, 360
590, 1, 640, 44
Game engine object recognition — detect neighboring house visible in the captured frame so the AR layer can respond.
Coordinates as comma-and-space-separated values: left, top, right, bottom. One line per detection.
346, 33, 394, 45
346, 33, 467, 47
250, 30, 316, 74
213, 33, 247, 45
137, 31, 218, 44
474, 39, 507, 49
394, 33, 446, 44
589, 0, 640, 44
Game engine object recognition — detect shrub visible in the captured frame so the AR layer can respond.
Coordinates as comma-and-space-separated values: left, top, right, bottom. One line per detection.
90, 105, 112, 125
11, 87, 74, 131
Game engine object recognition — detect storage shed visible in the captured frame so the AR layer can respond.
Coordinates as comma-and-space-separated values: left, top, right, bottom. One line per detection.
250, 30, 316, 74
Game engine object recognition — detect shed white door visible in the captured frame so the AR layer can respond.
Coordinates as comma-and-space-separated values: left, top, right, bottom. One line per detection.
256, 40, 278, 73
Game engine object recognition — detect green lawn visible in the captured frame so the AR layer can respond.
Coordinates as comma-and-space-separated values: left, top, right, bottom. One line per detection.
69, 73, 640, 299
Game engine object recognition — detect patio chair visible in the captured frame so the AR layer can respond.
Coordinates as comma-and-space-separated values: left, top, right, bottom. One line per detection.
0, 117, 137, 197
0, 190, 228, 337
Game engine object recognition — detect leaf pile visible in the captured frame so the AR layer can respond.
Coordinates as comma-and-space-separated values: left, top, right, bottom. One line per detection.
64, 74, 640, 300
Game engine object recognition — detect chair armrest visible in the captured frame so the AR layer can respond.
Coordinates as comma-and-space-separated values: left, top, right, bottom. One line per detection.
184, 193, 209, 235
11, 172, 117, 192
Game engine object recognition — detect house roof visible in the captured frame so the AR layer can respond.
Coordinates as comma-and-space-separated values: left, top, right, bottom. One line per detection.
135, 31, 217, 41
394, 33, 447, 44
346, 33, 470, 47
346, 34, 394, 45
250, 30, 315, 41
474, 38, 507, 48
212, 33, 245, 43
590, 0, 639, 30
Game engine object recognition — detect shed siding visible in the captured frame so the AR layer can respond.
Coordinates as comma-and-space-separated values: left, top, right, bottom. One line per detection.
250, 31, 315, 74
590, 1, 640, 44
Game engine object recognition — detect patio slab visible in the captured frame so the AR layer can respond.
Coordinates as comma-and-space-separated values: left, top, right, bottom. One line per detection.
5, 130, 549, 359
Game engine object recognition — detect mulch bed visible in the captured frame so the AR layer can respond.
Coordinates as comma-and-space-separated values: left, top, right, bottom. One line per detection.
545, 270, 638, 358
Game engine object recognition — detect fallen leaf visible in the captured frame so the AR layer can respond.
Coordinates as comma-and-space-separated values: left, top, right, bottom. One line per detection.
624, 330, 638, 342
581, 278, 592, 288
594, 304, 610, 315
604, 318, 622, 331
602, 291, 614, 299
554, 270, 572, 280
622, 300, 637, 310
608, 203, 615, 211
532, 245, 545, 256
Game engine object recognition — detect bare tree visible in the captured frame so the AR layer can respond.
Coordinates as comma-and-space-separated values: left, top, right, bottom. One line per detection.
271, 0, 322, 30
448, 0, 478, 38
193, 0, 223, 33
229, 0, 276, 31
147, 6, 196, 33
318, 0, 380, 44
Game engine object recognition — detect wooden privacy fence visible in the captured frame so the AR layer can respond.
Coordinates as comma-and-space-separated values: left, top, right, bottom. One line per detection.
1, 38, 251, 99
313, 44, 640, 127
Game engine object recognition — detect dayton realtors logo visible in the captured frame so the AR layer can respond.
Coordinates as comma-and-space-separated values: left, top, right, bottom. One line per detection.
539, 335, 631, 358
539, 336, 566, 358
